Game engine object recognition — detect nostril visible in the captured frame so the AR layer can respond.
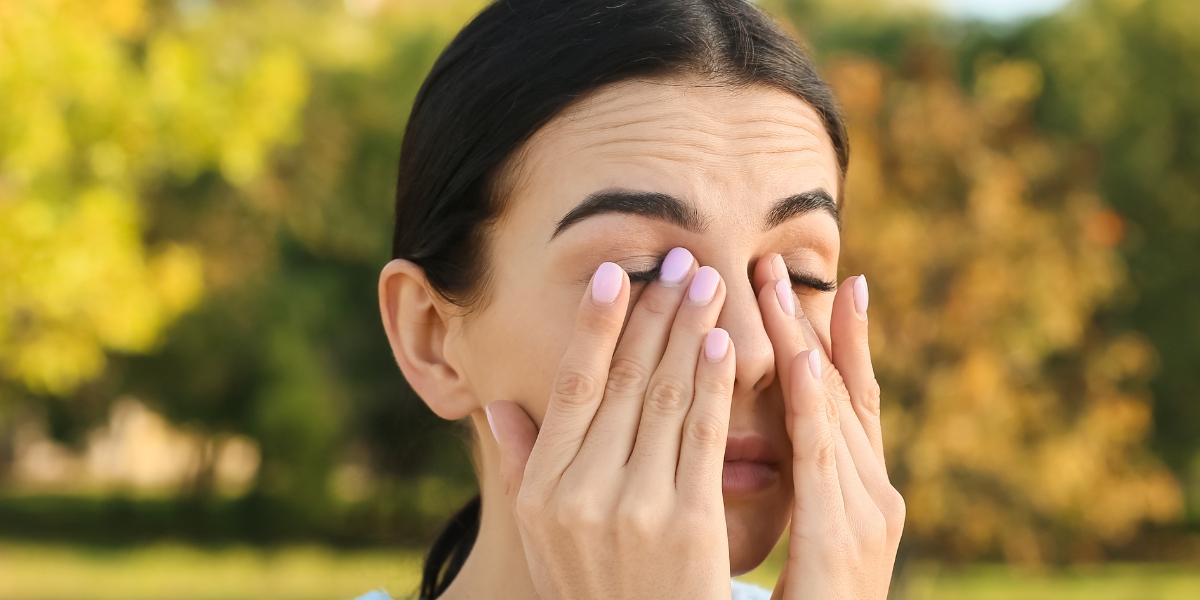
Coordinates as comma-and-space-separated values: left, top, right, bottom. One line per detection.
752, 372, 772, 393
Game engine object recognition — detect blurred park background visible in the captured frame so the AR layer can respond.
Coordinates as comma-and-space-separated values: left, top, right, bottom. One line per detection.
1, 0, 1197, 598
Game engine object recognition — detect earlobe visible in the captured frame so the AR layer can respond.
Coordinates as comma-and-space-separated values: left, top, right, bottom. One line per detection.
378, 259, 478, 420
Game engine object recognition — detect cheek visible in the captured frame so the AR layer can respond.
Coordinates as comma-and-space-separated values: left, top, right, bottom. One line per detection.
461, 285, 579, 425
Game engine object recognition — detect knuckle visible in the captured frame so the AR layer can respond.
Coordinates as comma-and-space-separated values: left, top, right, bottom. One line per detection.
861, 506, 888, 544
605, 358, 650, 396
812, 435, 837, 470
883, 487, 907, 535
515, 490, 542, 524
684, 417, 725, 450
558, 495, 605, 532
645, 378, 689, 413
616, 502, 658, 539
696, 372, 732, 399
861, 379, 882, 415
637, 290, 677, 318
553, 368, 601, 406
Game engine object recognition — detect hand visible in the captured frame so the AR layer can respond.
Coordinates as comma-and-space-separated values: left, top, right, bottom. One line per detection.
753, 255, 905, 600
488, 249, 736, 600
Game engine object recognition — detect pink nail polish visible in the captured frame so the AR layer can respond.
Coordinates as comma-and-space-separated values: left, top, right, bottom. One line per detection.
591, 262, 623, 304
704, 328, 729, 363
807, 349, 822, 379
485, 404, 499, 441
659, 247, 693, 286
772, 254, 788, 280
854, 275, 869, 316
774, 279, 795, 316
688, 266, 719, 305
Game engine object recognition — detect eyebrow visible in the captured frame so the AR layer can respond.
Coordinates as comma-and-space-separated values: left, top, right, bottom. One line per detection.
550, 187, 839, 240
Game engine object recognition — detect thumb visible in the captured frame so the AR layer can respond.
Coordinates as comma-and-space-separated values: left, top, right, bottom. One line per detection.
485, 400, 538, 500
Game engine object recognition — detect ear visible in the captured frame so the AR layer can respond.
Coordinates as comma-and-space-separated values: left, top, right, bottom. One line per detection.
378, 259, 476, 420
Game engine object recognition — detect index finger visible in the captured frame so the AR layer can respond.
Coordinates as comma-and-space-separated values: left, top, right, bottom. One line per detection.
523, 262, 630, 494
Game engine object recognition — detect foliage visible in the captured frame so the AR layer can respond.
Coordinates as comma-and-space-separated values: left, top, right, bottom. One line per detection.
1025, 0, 1200, 518
0, 0, 306, 396
825, 45, 1179, 561
1, 0, 1195, 563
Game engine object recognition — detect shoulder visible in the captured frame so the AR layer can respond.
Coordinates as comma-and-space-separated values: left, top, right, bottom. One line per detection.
731, 579, 772, 600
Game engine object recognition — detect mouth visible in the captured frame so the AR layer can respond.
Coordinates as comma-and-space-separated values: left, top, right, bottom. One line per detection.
721, 434, 780, 496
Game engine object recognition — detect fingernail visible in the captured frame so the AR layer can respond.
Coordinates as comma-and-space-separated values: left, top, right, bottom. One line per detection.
807, 349, 822, 379
485, 404, 499, 441
775, 279, 795, 316
688, 266, 719, 305
591, 262, 623, 304
854, 274, 869, 316
771, 254, 788, 280
704, 328, 730, 363
659, 247, 693, 286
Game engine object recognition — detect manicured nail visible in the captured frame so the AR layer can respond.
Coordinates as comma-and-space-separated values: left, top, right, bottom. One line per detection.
591, 262, 623, 304
775, 279, 795, 316
485, 404, 498, 441
704, 328, 730, 363
807, 349, 822, 379
688, 266, 720, 305
771, 254, 788, 280
659, 247, 693, 286
854, 275, 869, 316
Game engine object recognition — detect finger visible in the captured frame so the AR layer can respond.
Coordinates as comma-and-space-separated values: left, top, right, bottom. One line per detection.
577, 247, 696, 468
818, 358, 876, 532
755, 255, 808, 419
523, 262, 629, 493
627, 266, 725, 482
830, 274, 885, 467
487, 400, 538, 500
789, 349, 847, 546
676, 328, 734, 501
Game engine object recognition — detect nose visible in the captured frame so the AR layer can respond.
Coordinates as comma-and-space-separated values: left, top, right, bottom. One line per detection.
713, 262, 776, 396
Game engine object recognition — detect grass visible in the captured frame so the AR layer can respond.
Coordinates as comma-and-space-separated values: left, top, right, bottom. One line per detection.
0, 541, 1197, 600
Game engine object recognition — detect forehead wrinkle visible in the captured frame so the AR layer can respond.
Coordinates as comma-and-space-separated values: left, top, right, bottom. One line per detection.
588, 143, 831, 170
555, 113, 832, 166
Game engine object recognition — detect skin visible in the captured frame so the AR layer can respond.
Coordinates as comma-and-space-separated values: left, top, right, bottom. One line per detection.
379, 76, 904, 599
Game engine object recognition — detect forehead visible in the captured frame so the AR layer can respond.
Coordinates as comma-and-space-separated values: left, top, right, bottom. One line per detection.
503, 76, 840, 226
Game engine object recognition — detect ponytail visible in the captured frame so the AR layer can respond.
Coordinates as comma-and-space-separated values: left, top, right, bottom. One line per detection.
419, 494, 481, 599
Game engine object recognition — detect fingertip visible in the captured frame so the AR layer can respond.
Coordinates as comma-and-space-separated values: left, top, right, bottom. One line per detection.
854, 274, 869, 316
774, 278, 795, 316
704, 327, 731, 363
590, 261, 625, 305
485, 403, 498, 442
807, 348, 822, 379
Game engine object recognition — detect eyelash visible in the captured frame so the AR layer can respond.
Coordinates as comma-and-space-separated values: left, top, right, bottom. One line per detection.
626, 261, 836, 292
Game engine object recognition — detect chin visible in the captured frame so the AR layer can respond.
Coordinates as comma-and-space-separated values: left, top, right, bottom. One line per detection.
722, 481, 792, 576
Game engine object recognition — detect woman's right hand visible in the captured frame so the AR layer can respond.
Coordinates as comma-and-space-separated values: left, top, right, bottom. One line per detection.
487, 248, 736, 600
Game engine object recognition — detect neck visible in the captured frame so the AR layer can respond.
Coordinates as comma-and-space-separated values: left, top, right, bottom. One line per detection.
436, 411, 536, 600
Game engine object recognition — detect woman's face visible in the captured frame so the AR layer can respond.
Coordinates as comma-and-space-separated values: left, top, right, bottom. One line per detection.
451, 76, 841, 574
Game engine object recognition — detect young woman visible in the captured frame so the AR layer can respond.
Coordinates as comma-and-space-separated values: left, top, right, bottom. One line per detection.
376, 0, 904, 598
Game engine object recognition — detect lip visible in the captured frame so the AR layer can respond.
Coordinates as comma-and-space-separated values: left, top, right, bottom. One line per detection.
722, 435, 780, 496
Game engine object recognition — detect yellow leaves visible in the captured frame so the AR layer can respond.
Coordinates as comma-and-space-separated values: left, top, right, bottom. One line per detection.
0, 186, 205, 394
831, 50, 1180, 559
974, 57, 1044, 126
0, 0, 310, 397
219, 48, 309, 185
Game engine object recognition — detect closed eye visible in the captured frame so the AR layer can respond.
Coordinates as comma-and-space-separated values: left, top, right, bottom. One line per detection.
789, 268, 836, 293
629, 261, 834, 293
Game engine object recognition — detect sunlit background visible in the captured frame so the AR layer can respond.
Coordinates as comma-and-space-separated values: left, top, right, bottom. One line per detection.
1, 0, 1197, 598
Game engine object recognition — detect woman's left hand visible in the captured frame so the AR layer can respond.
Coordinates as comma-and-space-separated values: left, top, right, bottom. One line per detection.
753, 254, 905, 600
